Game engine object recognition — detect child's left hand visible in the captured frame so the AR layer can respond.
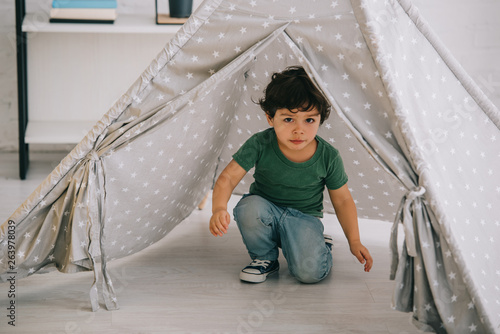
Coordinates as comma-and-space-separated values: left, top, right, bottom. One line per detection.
349, 241, 373, 272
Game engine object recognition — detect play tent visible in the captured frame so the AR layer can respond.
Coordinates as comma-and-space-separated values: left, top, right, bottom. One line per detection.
2, 0, 499, 332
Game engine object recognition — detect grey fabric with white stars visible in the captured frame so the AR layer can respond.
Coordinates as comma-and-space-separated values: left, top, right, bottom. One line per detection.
1, 0, 499, 332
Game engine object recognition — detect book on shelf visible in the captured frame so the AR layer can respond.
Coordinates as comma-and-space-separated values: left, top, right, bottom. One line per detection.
50, 1, 118, 24
52, 0, 117, 9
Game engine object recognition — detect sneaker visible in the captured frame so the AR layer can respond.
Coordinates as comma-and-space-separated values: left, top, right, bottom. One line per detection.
324, 234, 333, 252
240, 259, 279, 283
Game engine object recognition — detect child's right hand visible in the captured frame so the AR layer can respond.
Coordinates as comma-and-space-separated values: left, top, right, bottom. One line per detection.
209, 209, 231, 237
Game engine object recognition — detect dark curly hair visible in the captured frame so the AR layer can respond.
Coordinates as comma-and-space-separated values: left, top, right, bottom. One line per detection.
258, 66, 331, 124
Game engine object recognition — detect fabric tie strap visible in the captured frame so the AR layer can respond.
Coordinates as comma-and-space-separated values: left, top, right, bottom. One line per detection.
86, 150, 100, 162
83, 151, 119, 311
390, 186, 426, 280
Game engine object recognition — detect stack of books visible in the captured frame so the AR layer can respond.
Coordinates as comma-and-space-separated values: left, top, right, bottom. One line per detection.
50, 0, 118, 24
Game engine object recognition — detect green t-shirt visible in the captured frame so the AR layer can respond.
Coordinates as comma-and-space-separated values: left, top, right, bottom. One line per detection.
232, 128, 348, 217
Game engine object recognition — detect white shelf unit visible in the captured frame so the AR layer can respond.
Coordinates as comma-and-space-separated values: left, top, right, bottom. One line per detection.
15, 1, 183, 177
24, 120, 98, 144
22, 13, 182, 34
23, 12, 180, 145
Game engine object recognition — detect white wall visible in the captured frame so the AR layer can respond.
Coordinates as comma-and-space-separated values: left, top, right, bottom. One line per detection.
413, 0, 500, 109
0, 0, 19, 151
0, 0, 499, 151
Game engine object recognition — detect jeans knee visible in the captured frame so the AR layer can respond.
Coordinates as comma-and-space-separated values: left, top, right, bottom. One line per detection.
291, 256, 331, 284
233, 195, 273, 227
293, 268, 325, 284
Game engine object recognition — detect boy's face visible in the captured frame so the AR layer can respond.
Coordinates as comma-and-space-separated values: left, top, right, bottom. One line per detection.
266, 107, 321, 162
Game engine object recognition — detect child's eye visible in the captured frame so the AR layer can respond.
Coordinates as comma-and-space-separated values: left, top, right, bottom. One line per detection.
284, 118, 293, 123
306, 118, 316, 123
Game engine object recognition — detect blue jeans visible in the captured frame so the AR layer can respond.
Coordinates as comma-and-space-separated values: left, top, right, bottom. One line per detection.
233, 195, 332, 283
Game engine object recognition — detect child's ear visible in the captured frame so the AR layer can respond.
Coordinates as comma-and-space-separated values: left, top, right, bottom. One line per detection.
266, 114, 274, 127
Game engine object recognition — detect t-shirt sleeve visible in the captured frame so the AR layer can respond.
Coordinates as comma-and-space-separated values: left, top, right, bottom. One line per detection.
232, 133, 261, 172
325, 152, 349, 190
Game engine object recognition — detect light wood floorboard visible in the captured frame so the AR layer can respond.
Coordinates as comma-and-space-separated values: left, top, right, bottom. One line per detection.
0, 152, 422, 333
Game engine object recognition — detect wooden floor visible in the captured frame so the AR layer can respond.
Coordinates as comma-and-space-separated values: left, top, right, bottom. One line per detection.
0, 151, 422, 333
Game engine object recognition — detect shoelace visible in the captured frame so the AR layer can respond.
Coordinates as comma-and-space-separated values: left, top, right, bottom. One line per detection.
249, 259, 271, 268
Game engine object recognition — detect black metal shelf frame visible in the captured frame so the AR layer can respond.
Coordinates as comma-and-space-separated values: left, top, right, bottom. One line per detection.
15, 0, 29, 179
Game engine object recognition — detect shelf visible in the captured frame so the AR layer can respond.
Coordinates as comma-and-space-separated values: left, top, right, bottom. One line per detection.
15, 0, 189, 178
25, 120, 97, 144
22, 12, 183, 34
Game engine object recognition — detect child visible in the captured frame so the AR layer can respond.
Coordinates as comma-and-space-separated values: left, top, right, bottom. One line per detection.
209, 66, 373, 283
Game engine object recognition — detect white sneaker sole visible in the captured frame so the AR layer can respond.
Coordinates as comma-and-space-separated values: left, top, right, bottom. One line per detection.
240, 267, 279, 283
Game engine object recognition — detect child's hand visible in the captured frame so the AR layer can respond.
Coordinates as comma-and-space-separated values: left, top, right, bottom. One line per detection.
209, 209, 231, 237
349, 241, 373, 272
